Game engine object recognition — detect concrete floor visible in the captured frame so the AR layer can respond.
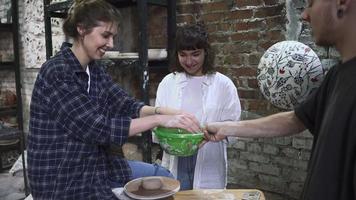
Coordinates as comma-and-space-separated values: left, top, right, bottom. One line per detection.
0, 169, 27, 200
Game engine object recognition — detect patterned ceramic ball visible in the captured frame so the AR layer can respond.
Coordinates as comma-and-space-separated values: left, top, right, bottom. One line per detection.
257, 41, 325, 110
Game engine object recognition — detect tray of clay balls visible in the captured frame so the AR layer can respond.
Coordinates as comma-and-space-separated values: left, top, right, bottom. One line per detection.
124, 176, 180, 200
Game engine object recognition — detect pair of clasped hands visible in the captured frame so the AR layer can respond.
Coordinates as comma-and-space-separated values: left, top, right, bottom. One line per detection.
161, 111, 231, 146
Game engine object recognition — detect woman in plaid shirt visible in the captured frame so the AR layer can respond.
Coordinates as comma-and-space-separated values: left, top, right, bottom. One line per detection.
27, 0, 201, 199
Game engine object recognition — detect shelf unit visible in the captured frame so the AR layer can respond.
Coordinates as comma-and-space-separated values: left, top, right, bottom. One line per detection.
43, 0, 176, 163
0, 21, 20, 119
0, 0, 28, 195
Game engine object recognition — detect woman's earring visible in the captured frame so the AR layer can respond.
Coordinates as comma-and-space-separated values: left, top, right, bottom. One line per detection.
337, 9, 344, 18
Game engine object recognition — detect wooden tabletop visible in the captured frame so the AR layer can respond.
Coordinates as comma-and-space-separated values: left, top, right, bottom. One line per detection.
171, 189, 265, 200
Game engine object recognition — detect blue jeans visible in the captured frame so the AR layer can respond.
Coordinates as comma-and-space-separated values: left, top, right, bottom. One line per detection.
110, 160, 174, 188
128, 160, 174, 180
177, 154, 197, 190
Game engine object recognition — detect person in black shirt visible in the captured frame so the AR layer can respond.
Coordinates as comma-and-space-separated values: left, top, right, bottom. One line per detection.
204, 0, 356, 199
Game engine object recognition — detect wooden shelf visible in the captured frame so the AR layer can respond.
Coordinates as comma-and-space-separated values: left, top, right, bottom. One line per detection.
0, 23, 12, 31
46, 0, 168, 14
102, 50, 169, 71
0, 127, 21, 141
0, 62, 15, 71
0, 0, 27, 193
0, 106, 17, 118
108, 0, 168, 7
148, 60, 169, 72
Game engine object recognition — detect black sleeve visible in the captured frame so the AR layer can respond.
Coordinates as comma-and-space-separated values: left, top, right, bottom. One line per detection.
294, 90, 319, 134
294, 67, 336, 136
354, 159, 356, 198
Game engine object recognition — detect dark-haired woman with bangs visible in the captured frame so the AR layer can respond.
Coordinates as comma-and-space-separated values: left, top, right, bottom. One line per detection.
155, 23, 241, 190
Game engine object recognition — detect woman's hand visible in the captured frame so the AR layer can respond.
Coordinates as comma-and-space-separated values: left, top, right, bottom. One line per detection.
158, 114, 201, 133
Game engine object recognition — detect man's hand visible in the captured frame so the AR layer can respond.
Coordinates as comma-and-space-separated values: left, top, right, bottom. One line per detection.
203, 121, 235, 142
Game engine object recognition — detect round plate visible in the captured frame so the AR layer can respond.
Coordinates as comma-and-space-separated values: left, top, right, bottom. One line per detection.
124, 176, 180, 200
257, 41, 325, 110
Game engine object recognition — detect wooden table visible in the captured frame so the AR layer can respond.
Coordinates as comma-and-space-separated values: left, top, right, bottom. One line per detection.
171, 189, 265, 200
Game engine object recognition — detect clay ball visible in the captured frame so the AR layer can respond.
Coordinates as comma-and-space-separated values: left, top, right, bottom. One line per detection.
142, 178, 162, 190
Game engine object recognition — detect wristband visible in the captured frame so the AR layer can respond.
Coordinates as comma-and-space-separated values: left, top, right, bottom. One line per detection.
154, 107, 160, 115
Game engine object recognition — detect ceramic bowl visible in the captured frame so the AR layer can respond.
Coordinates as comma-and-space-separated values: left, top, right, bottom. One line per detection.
153, 127, 203, 157
257, 41, 325, 110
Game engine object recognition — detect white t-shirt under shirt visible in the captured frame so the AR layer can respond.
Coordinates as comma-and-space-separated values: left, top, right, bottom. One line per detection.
181, 76, 204, 122
86, 66, 90, 93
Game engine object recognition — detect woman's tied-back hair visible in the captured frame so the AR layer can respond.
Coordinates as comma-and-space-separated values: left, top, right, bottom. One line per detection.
171, 23, 216, 74
63, 0, 121, 38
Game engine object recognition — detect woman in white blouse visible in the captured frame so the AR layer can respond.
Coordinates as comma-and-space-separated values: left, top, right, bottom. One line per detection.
155, 23, 241, 190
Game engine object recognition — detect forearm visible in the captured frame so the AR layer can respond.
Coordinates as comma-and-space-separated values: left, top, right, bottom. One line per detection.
139, 105, 182, 117
220, 111, 306, 138
129, 115, 160, 136
130, 112, 202, 136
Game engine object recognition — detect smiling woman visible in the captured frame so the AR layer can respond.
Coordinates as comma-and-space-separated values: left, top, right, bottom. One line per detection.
27, 0, 202, 199
62, 0, 120, 66
155, 23, 241, 190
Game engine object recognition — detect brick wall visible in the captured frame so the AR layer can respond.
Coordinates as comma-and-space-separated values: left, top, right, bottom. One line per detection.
2, 0, 341, 199
171, 1, 338, 200
150, 1, 338, 199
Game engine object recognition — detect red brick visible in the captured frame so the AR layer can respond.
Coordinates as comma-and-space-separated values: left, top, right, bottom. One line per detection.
232, 43, 257, 54
248, 78, 259, 89
266, 30, 284, 41
222, 55, 243, 66
206, 24, 218, 32
228, 9, 254, 20
235, 0, 263, 7
248, 54, 262, 65
177, 3, 202, 14
217, 23, 233, 32
259, 40, 283, 50
247, 99, 270, 112
176, 15, 195, 24
266, 16, 286, 28
234, 78, 244, 87
264, 0, 280, 6
231, 32, 259, 42
201, 12, 225, 22
215, 66, 230, 75
234, 67, 257, 77
210, 33, 230, 43
202, 2, 229, 12
220, 43, 255, 55
214, 56, 224, 67
238, 89, 260, 99
254, 4, 285, 18
235, 20, 265, 31
220, 44, 235, 54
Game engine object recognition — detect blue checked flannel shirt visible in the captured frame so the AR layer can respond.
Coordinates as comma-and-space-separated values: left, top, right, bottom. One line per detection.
27, 43, 144, 199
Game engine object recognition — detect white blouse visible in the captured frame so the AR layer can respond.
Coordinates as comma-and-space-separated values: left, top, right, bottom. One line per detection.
155, 72, 241, 189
